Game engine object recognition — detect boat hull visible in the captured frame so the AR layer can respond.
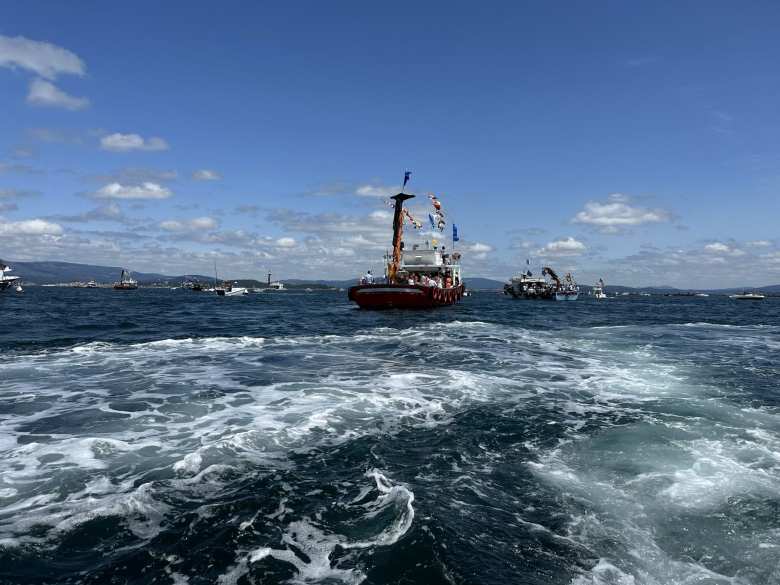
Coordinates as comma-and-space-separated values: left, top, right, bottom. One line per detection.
554, 292, 579, 301
348, 283, 465, 309
113, 284, 138, 290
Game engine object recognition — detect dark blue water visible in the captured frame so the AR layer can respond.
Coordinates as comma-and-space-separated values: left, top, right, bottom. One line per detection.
1, 289, 779, 584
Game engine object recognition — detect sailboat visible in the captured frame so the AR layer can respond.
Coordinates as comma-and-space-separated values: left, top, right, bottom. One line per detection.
113, 269, 138, 290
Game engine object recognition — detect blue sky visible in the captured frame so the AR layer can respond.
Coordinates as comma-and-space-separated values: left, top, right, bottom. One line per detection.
1, 1, 780, 286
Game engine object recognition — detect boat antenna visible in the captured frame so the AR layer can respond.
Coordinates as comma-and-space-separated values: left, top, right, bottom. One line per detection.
214, 260, 218, 288
388, 192, 415, 283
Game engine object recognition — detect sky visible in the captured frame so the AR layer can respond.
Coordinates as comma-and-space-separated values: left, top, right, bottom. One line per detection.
1, 1, 780, 287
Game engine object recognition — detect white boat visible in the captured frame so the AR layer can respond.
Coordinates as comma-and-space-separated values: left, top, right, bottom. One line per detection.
113, 269, 138, 290
592, 279, 607, 299
0, 262, 21, 291
730, 292, 765, 300
260, 272, 286, 291
216, 282, 249, 296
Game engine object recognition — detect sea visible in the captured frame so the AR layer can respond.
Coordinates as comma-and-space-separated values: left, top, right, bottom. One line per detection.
1, 288, 779, 585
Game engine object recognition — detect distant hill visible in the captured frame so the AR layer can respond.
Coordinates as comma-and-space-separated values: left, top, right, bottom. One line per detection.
9, 261, 212, 285
7, 261, 780, 292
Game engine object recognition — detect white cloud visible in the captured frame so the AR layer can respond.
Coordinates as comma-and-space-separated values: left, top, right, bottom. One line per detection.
26, 78, 89, 110
100, 133, 169, 152
0, 35, 85, 79
192, 169, 221, 181
0, 218, 63, 235
572, 193, 670, 233
537, 237, 587, 257
703, 242, 745, 256
355, 184, 396, 198
704, 242, 730, 253
466, 242, 494, 260
275, 237, 296, 248
160, 216, 218, 232
747, 240, 772, 248
95, 182, 172, 200
369, 210, 392, 222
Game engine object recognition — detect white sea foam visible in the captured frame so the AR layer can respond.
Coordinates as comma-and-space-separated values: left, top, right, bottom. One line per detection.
2, 319, 778, 585
220, 470, 414, 584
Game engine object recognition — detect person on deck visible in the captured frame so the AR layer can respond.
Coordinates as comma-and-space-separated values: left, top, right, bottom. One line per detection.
362, 270, 374, 284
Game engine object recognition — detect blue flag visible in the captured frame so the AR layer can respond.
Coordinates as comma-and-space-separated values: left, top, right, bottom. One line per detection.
428, 213, 436, 230
403, 171, 411, 189
452, 224, 459, 242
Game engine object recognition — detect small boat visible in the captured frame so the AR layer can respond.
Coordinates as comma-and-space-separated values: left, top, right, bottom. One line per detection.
348, 180, 464, 309
592, 278, 607, 299
730, 292, 765, 300
694, 292, 709, 297
216, 281, 248, 296
261, 273, 286, 292
86, 280, 98, 288
113, 269, 138, 290
0, 262, 21, 292
554, 271, 579, 301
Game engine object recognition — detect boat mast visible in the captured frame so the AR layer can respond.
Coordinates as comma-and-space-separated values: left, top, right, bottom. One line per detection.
388, 192, 414, 283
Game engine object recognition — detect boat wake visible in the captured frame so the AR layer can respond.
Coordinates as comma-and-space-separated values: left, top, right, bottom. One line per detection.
1, 318, 779, 583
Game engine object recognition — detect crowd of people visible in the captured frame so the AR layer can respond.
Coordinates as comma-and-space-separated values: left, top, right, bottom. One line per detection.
359, 270, 458, 289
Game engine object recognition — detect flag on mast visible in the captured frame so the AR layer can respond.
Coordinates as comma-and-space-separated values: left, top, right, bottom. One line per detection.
402, 171, 411, 191
452, 224, 459, 242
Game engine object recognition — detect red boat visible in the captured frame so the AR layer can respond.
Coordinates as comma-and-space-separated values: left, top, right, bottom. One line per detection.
348, 190, 465, 310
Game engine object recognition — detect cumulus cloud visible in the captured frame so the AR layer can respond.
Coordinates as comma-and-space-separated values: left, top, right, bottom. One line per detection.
0, 35, 85, 79
537, 237, 587, 257
0, 218, 63, 235
100, 133, 169, 152
192, 169, 221, 181
159, 216, 218, 232
26, 78, 89, 110
464, 242, 494, 259
95, 182, 172, 200
703, 242, 744, 256
355, 184, 397, 198
275, 237, 296, 248
572, 193, 670, 233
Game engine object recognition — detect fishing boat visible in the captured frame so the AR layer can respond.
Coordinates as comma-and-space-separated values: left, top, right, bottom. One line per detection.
113, 269, 138, 290
216, 281, 249, 296
504, 265, 579, 301
348, 180, 465, 309
0, 262, 22, 292
261, 272, 285, 291
730, 291, 765, 300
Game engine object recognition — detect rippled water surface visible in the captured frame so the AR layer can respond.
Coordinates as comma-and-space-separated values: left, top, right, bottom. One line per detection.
1, 288, 779, 585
